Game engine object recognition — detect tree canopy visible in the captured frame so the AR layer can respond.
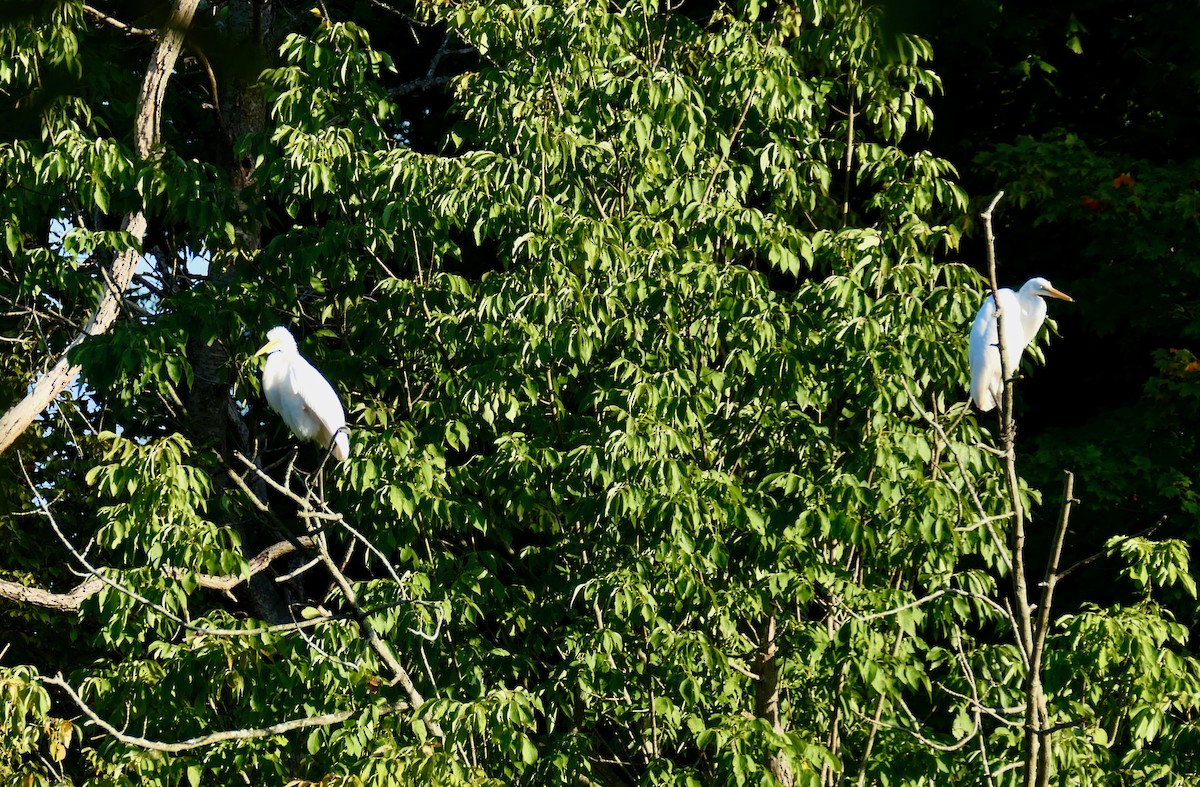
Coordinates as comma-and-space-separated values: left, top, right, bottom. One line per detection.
1, 1, 1197, 785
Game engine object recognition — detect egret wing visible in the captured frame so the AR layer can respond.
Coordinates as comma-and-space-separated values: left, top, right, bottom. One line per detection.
287, 357, 347, 437
968, 296, 1002, 411
264, 352, 321, 441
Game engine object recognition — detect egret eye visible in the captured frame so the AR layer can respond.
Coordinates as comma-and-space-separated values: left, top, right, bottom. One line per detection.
255, 326, 350, 461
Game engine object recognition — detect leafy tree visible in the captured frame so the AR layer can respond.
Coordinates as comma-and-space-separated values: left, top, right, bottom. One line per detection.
0, 1, 1197, 785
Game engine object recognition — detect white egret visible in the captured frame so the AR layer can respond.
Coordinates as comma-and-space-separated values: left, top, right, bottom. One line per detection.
255, 326, 350, 461
969, 277, 1073, 411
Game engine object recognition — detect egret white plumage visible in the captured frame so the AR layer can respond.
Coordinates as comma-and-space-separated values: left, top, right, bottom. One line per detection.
968, 277, 1073, 412
255, 326, 350, 461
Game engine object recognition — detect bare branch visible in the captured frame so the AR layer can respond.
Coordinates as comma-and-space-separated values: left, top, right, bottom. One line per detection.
18, 462, 354, 643
847, 698, 974, 754
840, 69, 856, 226
82, 4, 156, 35
20, 455, 190, 626
935, 682, 1026, 728
981, 191, 1048, 787
232, 451, 406, 585
190, 537, 317, 592
0, 528, 316, 611
0, 575, 103, 613
1030, 473, 1075, 666
40, 673, 407, 753
1031, 472, 1075, 787
851, 586, 1016, 635
993, 762, 1023, 778
228, 452, 445, 739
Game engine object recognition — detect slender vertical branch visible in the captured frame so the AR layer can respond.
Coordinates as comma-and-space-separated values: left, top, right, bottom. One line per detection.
821, 665, 846, 787
854, 630, 907, 787
980, 190, 1010, 448
981, 191, 1048, 787
953, 629, 998, 787
841, 70, 857, 226
981, 191, 1033, 658
1031, 473, 1074, 671
1031, 472, 1075, 787
643, 625, 658, 761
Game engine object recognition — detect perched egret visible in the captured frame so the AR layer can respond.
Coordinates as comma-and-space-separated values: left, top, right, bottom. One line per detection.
255, 326, 350, 461
969, 277, 1073, 412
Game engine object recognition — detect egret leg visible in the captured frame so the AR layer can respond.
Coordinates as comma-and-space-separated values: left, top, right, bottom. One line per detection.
315, 427, 347, 500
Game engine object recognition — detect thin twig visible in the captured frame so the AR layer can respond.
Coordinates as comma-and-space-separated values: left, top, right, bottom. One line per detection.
1056, 517, 1166, 583
899, 378, 1013, 575
847, 699, 974, 754
232, 451, 405, 586
82, 4, 156, 35
701, 82, 760, 204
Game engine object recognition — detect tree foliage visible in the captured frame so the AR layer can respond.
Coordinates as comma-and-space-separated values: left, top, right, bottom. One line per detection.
0, 1, 1197, 785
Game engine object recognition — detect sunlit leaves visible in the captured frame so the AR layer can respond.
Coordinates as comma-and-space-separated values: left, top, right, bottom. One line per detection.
1, 0, 1197, 785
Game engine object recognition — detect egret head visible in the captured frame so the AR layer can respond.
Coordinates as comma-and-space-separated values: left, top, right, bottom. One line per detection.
254, 325, 298, 357
1020, 277, 1074, 303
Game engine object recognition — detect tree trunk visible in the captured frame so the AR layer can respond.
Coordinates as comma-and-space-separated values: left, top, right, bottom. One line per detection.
0, 0, 200, 455
756, 614, 795, 787
187, 0, 286, 624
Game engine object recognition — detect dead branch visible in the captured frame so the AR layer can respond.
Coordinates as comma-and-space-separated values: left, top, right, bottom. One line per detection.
1030, 473, 1075, 787
851, 587, 1015, 632
233, 451, 406, 585
40, 672, 407, 753
847, 699, 975, 754
980, 191, 1051, 787
1056, 516, 1166, 583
